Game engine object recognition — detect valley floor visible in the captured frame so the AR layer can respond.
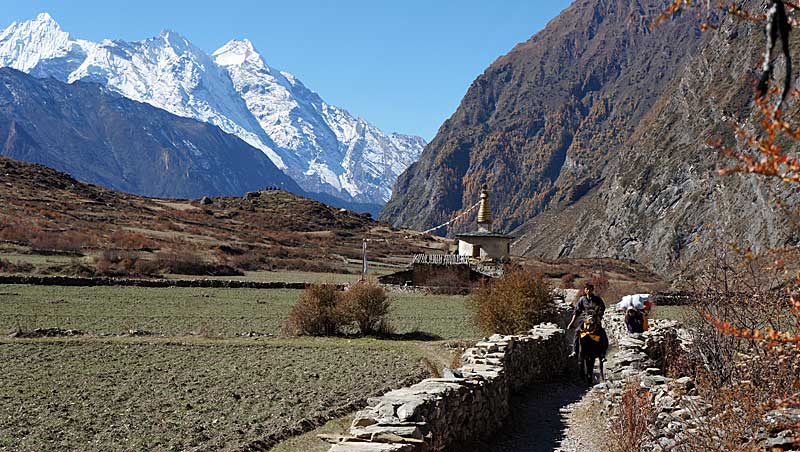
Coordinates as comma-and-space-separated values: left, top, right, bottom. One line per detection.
0, 284, 475, 452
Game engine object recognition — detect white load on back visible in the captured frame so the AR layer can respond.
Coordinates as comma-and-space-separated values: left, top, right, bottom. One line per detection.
617, 293, 650, 311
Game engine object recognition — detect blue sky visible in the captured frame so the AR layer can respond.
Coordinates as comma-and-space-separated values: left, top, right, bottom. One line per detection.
2, 1, 572, 140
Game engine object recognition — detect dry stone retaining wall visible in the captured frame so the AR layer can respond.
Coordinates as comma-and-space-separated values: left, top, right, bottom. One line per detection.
323, 322, 569, 452
0, 274, 337, 289
592, 311, 798, 451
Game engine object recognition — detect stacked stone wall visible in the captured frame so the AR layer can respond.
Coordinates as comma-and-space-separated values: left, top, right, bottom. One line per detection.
322, 322, 569, 452
0, 274, 339, 289
593, 311, 797, 451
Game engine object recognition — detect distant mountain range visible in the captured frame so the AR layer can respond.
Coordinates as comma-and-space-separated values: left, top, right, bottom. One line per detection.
0, 12, 424, 206
0, 67, 302, 199
381, 0, 797, 273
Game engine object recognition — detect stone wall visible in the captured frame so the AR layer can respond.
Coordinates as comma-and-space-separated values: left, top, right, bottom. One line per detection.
322, 322, 568, 452
0, 274, 339, 289
593, 311, 798, 451
594, 311, 701, 450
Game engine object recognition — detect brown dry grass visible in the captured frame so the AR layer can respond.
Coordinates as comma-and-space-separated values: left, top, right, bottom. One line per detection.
0, 158, 446, 277
610, 377, 656, 451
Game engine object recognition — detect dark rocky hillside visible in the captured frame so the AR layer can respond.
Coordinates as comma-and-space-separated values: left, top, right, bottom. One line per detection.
0, 67, 301, 199
512, 5, 799, 273
383, 0, 798, 273
382, 0, 705, 232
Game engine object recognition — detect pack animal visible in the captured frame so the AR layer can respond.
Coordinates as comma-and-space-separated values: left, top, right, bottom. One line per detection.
578, 313, 608, 385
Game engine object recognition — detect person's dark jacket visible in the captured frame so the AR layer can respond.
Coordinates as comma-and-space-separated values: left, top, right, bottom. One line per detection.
625, 309, 645, 333
573, 294, 606, 320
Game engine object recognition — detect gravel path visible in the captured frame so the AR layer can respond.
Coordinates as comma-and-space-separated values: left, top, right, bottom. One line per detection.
454, 377, 586, 452
555, 390, 614, 452
455, 347, 620, 452
556, 347, 621, 452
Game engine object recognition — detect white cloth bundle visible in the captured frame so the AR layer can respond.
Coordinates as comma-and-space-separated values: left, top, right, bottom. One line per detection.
616, 293, 650, 311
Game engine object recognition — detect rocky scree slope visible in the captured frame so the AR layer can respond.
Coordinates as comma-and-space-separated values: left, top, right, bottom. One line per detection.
383, 0, 797, 274
0, 13, 424, 206
0, 67, 302, 199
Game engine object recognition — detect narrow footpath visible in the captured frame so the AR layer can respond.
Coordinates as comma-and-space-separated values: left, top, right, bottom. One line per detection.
458, 347, 621, 452
471, 380, 587, 452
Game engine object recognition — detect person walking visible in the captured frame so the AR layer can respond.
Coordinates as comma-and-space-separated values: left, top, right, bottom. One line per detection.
567, 283, 606, 358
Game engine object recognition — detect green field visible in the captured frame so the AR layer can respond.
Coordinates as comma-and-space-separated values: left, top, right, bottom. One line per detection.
0, 285, 478, 339
0, 338, 425, 452
0, 253, 76, 267
163, 265, 402, 284
651, 305, 693, 322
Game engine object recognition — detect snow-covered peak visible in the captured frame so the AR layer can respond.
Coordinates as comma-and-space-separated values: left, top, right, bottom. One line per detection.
213, 38, 266, 69
153, 29, 207, 60
0, 12, 74, 72
0, 12, 425, 205
33, 12, 57, 26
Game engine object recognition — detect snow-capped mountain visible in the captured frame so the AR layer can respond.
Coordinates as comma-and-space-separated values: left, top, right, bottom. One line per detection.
0, 13, 425, 205
213, 39, 425, 202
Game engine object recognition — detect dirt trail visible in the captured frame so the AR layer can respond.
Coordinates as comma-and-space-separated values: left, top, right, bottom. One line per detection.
556, 346, 621, 452
468, 379, 587, 452
459, 347, 619, 452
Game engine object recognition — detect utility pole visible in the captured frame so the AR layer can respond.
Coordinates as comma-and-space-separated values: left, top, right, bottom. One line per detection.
361, 238, 368, 281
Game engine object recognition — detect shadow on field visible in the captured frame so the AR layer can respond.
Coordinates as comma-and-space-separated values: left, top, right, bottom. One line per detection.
338, 331, 444, 341
379, 331, 443, 341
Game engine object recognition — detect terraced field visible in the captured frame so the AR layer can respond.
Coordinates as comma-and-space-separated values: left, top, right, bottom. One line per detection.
0, 285, 478, 339
0, 284, 478, 451
0, 339, 425, 451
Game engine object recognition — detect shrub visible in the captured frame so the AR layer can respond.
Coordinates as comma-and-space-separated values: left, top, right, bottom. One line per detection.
93, 250, 160, 277
467, 267, 556, 335
673, 246, 800, 449
155, 251, 243, 276
589, 271, 610, 296
40, 259, 96, 277
134, 259, 161, 276
227, 253, 270, 271
30, 230, 90, 254
610, 378, 655, 451
560, 273, 576, 289
342, 281, 392, 336
283, 283, 345, 336
109, 231, 154, 250
0, 258, 34, 274
95, 250, 136, 277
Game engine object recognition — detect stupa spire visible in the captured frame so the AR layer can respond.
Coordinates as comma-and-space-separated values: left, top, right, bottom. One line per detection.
477, 184, 491, 231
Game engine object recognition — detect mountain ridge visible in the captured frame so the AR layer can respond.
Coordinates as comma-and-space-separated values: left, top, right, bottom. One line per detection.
0, 66, 301, 199
381, 0, 707, 233
381, 0, 797, 273
0, 12, 424, 205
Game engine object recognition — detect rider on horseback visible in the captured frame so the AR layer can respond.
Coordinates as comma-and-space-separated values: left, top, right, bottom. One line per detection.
567, 283, 607, 358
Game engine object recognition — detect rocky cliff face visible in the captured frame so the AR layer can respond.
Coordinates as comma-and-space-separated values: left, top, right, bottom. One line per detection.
383, 0, 797, 273
382, 0, 705, 232
512, 8, 798, 274
0, 68, 302, 199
